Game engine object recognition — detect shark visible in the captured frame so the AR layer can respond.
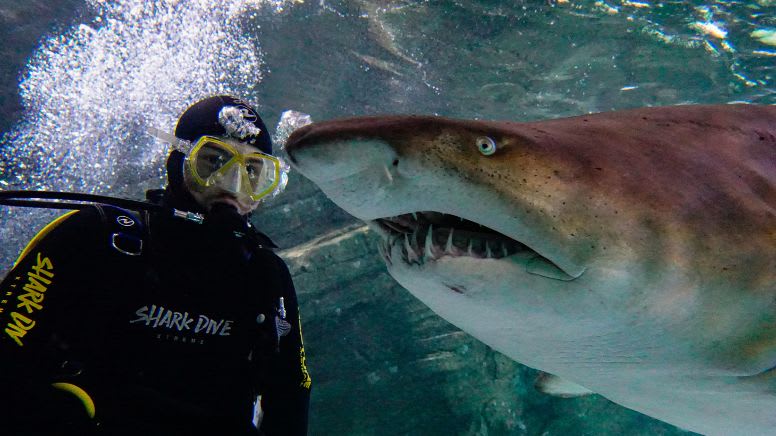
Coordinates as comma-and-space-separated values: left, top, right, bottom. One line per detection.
284, 104, 776, 435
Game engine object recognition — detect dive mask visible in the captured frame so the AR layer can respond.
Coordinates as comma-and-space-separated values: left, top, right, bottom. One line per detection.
149, 127, 289, 201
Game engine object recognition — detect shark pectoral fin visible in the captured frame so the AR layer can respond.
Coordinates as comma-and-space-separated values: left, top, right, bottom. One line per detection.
534, 372, 594, 398
525, 257, 577, 281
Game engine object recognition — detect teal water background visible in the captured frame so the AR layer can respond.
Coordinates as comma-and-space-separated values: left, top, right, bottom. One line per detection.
0, 1, 773, 434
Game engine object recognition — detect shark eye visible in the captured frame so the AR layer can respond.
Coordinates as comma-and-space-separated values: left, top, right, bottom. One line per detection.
476, 136, 497, 156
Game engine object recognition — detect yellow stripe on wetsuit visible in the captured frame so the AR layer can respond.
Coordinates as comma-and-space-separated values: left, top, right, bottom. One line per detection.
51, 382, 96, 418
13, 211, 78, 268
10, 213, 95, 417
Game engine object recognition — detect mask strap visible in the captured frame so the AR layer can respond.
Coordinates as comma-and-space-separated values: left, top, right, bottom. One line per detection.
147, 127, 192, 154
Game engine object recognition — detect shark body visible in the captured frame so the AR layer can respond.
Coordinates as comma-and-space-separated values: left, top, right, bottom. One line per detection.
285, 104, 776, 435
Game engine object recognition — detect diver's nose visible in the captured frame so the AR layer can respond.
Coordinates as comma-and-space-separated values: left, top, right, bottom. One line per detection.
218, 164, 243, 193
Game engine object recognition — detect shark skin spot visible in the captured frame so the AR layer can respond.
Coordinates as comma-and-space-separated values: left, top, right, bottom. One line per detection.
286, 104, 776, 435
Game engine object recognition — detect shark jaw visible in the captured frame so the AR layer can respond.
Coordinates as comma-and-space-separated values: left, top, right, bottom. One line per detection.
371, 211, 579, 283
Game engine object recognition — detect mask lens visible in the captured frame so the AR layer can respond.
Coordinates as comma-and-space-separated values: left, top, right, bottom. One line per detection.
186, 136, 282, 201
194, 140, 235, 179
244, 155, 277, 195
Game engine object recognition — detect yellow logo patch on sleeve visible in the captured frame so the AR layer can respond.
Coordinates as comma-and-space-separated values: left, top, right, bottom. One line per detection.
4, 252, 54, 347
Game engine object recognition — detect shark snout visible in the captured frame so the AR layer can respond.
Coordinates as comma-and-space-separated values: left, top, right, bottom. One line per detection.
285, 123, 317, 165
286, 130, 397, 184
285, 115, 438, 179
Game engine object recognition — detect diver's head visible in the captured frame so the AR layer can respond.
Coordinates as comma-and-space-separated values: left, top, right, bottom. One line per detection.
165, 95, 278, 215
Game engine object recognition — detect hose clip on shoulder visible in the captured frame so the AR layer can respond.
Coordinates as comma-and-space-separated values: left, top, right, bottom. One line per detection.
172, 209, 204, 224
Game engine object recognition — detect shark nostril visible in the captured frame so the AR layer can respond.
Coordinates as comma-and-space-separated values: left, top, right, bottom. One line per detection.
392, 159, 399, 167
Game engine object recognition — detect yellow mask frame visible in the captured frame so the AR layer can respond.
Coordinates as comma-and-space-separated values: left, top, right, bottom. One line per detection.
185, 136, 282, 201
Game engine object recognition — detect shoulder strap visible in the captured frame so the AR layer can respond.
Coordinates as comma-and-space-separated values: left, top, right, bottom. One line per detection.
92, 204, 147, 256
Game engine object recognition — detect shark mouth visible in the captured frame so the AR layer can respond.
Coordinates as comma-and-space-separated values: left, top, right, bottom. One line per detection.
374, 212, 527, 263
373, 212, 577, 281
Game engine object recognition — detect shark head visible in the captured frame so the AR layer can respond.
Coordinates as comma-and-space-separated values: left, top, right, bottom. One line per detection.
285, 115, 610, 276
286, 105, 776, 434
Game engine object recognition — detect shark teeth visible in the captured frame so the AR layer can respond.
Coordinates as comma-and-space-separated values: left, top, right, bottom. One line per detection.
405, 234, 419, 263
377, 212, 529, 266
424, 224, 435, 259
383, 165, 394, 183
377, 213, 574, 280
388, 224, 523, 266
445, 229, 454, 253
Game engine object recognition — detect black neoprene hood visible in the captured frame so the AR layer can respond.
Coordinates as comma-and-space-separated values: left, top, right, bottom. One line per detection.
164, 95, 272, 211
173, 95, 272, 154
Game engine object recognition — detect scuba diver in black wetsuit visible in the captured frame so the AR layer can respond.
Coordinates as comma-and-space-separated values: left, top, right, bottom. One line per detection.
0, 95, 311, 435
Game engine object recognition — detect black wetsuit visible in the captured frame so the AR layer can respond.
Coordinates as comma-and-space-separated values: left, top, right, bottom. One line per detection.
0, 200, 311, 435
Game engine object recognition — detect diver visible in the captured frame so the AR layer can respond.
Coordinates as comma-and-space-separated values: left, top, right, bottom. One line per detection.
0, 95, 311, 435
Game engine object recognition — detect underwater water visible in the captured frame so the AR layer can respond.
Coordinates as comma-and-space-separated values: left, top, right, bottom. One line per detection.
0, 0, 774, 434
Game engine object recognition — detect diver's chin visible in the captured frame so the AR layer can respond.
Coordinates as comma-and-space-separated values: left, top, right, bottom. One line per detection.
211, 195, 243, 212
208, 191, 260, 214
